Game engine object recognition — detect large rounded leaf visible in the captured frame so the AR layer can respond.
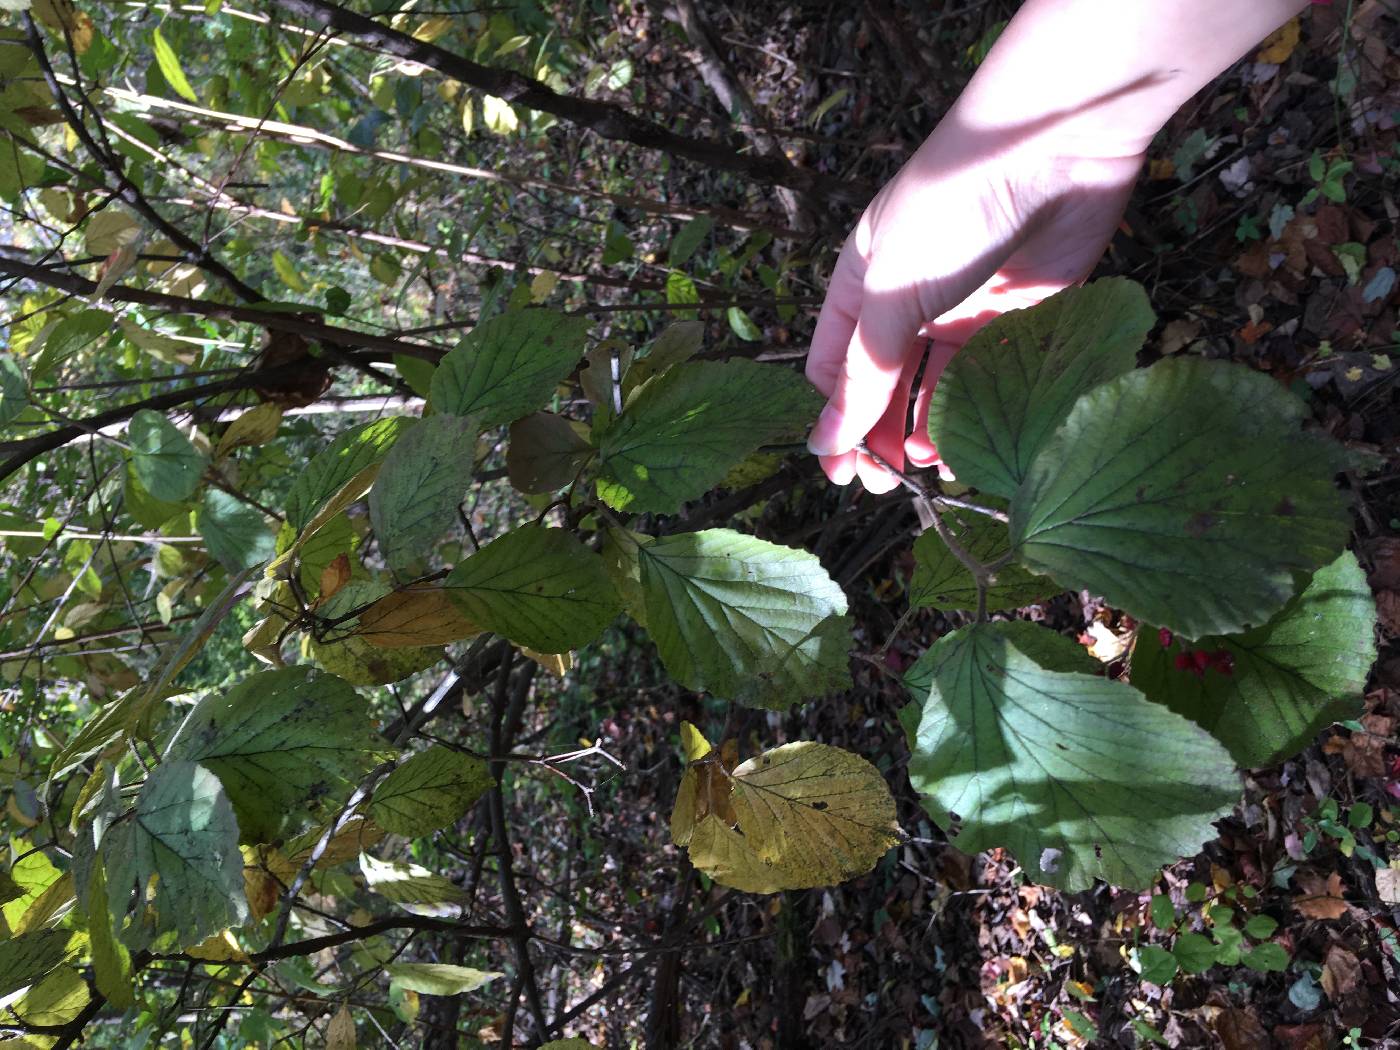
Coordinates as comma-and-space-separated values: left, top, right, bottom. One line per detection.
430, 310, 591, 427
164, 666, 385, 842
1011, 358, 1350, 638
368, 414, 477, 572
595, 360, 820, 513
445, 526, 621, 653
671, 724, 899, 893
638, 529, 851, 708
927, 278, 1152, 499
1130, 551, 1377, 767
129, 409, 205, 502
902, 622, 1239, 890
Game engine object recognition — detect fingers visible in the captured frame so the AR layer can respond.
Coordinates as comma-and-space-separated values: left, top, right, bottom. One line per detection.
854, 349, 922, 493
807, 296, 917, 460
905, 340, 960, 468
805, 246, 864, 399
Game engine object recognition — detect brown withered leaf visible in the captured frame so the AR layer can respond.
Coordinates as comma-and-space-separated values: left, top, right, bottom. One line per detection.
1321, 944, 1361, 1000
357, 587, 480, 648
319, 554, 352, 602
1293, 871, 1349, 920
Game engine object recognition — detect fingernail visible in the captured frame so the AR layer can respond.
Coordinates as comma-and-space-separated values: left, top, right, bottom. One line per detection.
806, 404, 842, 457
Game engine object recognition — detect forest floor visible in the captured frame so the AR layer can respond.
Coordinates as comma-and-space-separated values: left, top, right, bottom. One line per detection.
503, 3, 1400, 1047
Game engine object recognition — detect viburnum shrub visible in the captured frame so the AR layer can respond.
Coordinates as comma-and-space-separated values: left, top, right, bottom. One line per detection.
11, 279, 1376, 1010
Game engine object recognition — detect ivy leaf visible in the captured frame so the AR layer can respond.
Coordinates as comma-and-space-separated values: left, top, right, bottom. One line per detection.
445, 526, 620, 653
506, 412, 592, 495
284, 417, 412, 533
671, 723, 900, 893
430, 310, 591, 428
129, 409, 205, 502
198, 489, 275, 571
103, 761, 248, 948
369, 746, 493, 837
0, 353, 28, 427
901, 622, 1238, 890
595, 360, 820, 513
1012, 358, 1351, 638
0, 929, 70, 998
638, 529, 852, 708
384, 963, 501, 997
1130, 551, 1377, 766
909, 507, 1054, 612
369, 414, 477, 572
164, 666, 385, 842
928, 279, 1153, 499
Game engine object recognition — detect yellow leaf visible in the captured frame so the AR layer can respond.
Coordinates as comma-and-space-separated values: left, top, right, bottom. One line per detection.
13, 874, 73, 934
32, 0, 93, 53
83, 210, 140, 256
1256, 17, 1300, 64
521, 647, 572, 676
357, 587, 480, 648
215, 403, 283, 460
412, 15, 453, 41
671, 728, 901, 893
187, 929, 250, 963
530, 271, 559, 302
325, 1004, 357, 1049
482, 94, 518, 134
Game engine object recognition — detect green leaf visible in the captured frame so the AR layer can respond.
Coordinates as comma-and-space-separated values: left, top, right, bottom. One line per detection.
671, 725, 900, 893
1130, 552, 1376, 766
1243, 914, 1279, 939
0, 929, 70, 998
909, 507, 1053, 611
445, 526, 620, 653
595, 360, 820, 513
164, 666, 385, 842
309, 632, 442, 687
625, 320, 704, 392
1172, 932, 1219, 974
198, 489, 275, 571
358, 853, 468, 911
103, 761, 248, 948
903, 618, 1095, 699
506, 412, 592, 494
1150, 894, 1176, 930
726, 306, 762, 342
384, 963, 501, 996
129, 409, 205, 502
152, 27, 199, 103
271, 249, 308, 293
928, 279, 1153, 499
668, 215, 712, 267
369, 746, 493, 837
124, 464, 186, 529
429, 310, 591, 428
369, 414, 477, 572
1137, 944, 1178, 985
31, 309, 111, 380
902, 622, 1238, 890
13, 965, 87, 1026
86, 863, 132, 1009
1241, 942, 1289, 972
0, 352, 28, 426
285, 417, 411, 533
638, 529, 852, 708
1011, 358, 1350, 637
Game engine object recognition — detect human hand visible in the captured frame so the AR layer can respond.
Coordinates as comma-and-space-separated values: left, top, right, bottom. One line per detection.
804, 119, 1143, 493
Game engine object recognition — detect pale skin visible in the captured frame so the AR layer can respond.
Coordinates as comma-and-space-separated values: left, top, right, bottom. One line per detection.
806, 0, 1312, 493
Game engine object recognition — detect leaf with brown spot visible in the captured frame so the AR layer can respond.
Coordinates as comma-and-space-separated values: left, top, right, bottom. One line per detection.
319, 554, 352, 603
1320, 944, 1360, 1000
357, 587, 480, 649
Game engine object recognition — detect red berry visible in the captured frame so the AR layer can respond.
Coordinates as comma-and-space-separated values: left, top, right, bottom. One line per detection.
1191, 650, 1211, 676
1174, 652, 1194, 673
1208, 649, 1235, 677
1158, 628, 1174, 649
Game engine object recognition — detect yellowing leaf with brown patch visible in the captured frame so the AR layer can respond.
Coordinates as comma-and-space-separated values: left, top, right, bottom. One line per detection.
358, 587, 480, 648
1293, 871, 1349, 920
670, 723, 900, 894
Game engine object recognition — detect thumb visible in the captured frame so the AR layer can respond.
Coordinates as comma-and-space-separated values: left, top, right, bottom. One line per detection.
806, 300, 917, 458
